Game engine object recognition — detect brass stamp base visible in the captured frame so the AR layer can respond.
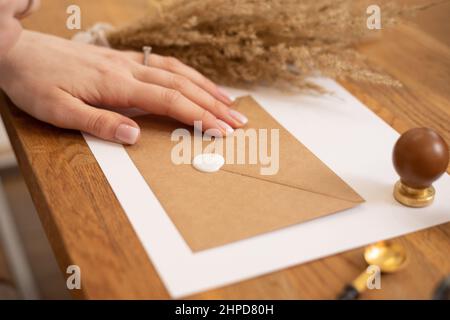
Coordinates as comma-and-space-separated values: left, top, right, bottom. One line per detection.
393, 181, 435, 208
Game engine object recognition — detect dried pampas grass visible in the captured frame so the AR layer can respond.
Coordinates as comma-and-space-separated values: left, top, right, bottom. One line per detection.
107, 0, 414, 90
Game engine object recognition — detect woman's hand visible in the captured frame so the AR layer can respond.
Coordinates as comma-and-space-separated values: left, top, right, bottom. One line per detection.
0, 0, 40, 55
0, 31, 248, 144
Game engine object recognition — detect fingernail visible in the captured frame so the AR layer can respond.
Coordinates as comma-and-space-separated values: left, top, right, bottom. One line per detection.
229, 109, 248, 125
115, 124, 140, 145
216, 119, 234, 136
217, 88, 233, 105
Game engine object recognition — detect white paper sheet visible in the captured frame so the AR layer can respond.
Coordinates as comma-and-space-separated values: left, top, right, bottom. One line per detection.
83, 77, 450, 298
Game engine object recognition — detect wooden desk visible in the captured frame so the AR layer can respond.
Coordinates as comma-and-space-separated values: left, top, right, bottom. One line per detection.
1, 0, 449, 299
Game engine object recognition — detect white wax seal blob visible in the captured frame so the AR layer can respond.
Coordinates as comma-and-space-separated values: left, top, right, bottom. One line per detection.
192, 153, 225, 173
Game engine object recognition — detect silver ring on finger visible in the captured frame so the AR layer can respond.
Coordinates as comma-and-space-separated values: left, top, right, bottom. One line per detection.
143, 46, 152, 66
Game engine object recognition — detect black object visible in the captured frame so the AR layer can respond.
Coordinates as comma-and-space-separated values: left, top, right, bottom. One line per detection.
433, 275, 450, 300
337, 284, 359, 300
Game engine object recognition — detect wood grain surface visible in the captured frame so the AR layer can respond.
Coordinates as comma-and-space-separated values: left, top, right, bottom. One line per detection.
0, 0, 448, 299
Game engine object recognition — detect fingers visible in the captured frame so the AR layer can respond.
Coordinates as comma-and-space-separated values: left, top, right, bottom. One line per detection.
128, 81, 234, 137
133, 66, 247, 128
152, 55, 232, 105
14, 0, 40, 19
125, 51, 232, 106
45, 94, 140, 145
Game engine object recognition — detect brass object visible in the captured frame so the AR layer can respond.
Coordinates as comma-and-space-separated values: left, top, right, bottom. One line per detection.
351, 241, 407, 292
338, 241, 407, 299
351, 270, 372, 293
393, 181, 435, 208
363, 241, 407, 273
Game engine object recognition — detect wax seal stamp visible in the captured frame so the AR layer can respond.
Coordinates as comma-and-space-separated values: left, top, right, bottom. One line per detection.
393, 128, 449, 207
192, 153, 225, 173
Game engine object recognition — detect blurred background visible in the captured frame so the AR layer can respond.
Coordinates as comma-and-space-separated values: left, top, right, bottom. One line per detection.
0, 0, 448, 299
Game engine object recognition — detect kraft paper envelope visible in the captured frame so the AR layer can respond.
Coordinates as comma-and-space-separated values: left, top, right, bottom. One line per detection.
125, 96, 364, 251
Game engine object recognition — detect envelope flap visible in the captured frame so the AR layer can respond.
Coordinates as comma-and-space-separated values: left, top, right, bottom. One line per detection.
221, 96, 364, 203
